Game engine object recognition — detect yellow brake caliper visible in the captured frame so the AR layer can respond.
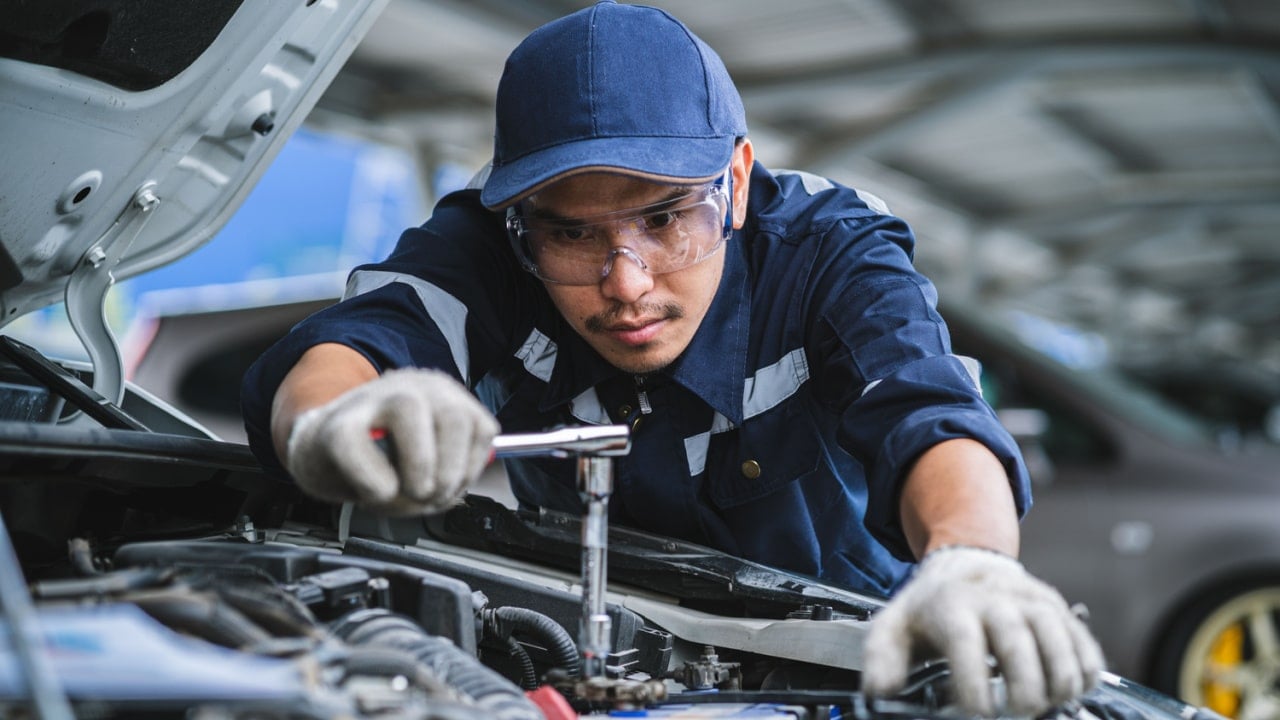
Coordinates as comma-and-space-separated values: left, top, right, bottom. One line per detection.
1204, 622, 1244, 717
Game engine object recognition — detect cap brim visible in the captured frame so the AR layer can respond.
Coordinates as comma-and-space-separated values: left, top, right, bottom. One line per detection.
480, 135, 736, 210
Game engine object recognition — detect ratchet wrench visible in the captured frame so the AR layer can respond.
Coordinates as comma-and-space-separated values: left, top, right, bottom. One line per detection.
372, 423, 631, 679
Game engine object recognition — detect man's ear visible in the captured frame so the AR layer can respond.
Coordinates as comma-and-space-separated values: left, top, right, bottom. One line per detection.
731, 138, 753, 230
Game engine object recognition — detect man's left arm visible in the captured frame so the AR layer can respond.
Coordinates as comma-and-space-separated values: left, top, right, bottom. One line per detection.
863, 437, 1105, 717
899, 437, 1019, 558
798, 208, 1103, 714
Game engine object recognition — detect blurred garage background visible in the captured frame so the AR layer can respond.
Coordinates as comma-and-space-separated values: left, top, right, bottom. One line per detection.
317, 0, 1280, 452
16, 0, 1280, 444
8, 1, 1280, 715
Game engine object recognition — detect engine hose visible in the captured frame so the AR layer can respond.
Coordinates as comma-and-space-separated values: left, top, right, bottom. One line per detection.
131, 590, 272, 648
331, 609, 542, 720
487, 605, 581, 678
211, 578, 322, 639
335, 645, 458, 697
31, 566, 171, 600
419, 700, 504, 720
505, 636, 538, 690
67, 538, 101, 576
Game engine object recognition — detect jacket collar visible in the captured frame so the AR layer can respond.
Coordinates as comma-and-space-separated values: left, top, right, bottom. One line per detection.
664, 237, 749, 424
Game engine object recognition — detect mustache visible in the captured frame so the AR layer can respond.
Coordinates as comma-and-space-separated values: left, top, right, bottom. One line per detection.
584, 302, 685, 333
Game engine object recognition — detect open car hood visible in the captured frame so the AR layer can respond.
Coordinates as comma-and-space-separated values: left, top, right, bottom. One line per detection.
0, 0, 387, 402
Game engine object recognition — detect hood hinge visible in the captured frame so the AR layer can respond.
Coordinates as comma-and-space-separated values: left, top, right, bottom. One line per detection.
64, 183, 160, 406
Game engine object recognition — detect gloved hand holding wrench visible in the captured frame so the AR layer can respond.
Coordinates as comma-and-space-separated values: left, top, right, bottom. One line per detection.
284, 367, 500, 516
283, 365, 631, 681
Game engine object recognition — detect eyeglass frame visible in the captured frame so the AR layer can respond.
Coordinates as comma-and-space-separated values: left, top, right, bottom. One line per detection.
505, 171, 735, 286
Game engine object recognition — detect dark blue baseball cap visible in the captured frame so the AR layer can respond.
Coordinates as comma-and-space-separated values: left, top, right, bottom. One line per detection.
480, 1, 747, 210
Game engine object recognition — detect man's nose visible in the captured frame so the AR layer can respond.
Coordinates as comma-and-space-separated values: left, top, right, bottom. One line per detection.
600, 247, 653, 303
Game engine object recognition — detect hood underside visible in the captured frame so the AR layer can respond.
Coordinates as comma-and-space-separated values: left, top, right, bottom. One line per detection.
0, 0, 387, 324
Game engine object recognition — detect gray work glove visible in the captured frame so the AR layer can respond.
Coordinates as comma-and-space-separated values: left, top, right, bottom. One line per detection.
862, 545, 1104, 717
284, 367, 500, 516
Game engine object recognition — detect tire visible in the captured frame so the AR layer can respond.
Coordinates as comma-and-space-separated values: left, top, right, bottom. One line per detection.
1150, 583, 1280, 719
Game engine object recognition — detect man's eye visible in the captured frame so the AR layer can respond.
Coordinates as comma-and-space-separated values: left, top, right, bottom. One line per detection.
645, 211, 677, 230
553, 227, 590, 242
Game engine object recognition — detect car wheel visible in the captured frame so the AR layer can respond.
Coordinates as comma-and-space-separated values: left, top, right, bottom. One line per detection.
1153, 584, 1280, 719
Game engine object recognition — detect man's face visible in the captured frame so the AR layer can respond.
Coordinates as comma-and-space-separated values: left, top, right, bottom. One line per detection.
530, 173, 725, 374
522, 142, 752, 374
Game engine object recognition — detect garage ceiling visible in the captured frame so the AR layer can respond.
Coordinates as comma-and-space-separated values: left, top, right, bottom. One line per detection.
316, 0, 1280, 383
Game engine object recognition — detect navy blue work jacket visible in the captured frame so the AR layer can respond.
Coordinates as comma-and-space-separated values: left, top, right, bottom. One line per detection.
241, 163, 1031, 596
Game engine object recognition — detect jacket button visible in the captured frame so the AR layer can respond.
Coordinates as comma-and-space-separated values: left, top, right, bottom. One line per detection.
618, 404, 633, 418
741, 460, 761, 479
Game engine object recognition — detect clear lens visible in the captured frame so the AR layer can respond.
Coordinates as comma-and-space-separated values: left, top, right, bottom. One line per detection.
508, 184, 729, 285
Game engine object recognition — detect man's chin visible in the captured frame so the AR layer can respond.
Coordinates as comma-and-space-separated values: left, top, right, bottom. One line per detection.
581, 321, 692, 374
597, 342, 678, 375
607, 351, 673, 375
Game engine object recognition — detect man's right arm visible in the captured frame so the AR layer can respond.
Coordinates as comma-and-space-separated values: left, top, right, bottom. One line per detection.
265, 340, 499, 514
269, 342, 378, 462
243, 189, 519, 510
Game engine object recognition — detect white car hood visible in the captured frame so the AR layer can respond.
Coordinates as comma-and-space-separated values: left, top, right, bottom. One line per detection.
0, 0, 386, 399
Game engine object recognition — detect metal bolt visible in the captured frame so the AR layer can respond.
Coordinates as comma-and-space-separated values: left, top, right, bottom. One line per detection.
134, 188, 159, 211
233, 515, 258, 543
85, 247, 107, 268
251, 113, 276, 136
368, 577, 392, 608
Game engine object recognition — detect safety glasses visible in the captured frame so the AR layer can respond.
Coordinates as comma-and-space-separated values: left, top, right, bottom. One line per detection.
506, 178, 732, 286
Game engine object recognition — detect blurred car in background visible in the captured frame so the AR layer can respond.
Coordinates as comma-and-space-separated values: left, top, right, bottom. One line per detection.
944, 302, 1280, 718
1124, 362, 1280, 448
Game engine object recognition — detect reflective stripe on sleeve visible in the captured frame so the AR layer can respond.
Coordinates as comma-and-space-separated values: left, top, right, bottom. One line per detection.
860, 354, 983, 399
955, 354, 984, 397
344, 270, 471, 385
854, 188, 891, 216
774, 170, 890, 215
790, 170, 834, 194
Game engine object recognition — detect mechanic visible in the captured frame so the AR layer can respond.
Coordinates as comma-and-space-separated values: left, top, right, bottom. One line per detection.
241, 2, 1102, 716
